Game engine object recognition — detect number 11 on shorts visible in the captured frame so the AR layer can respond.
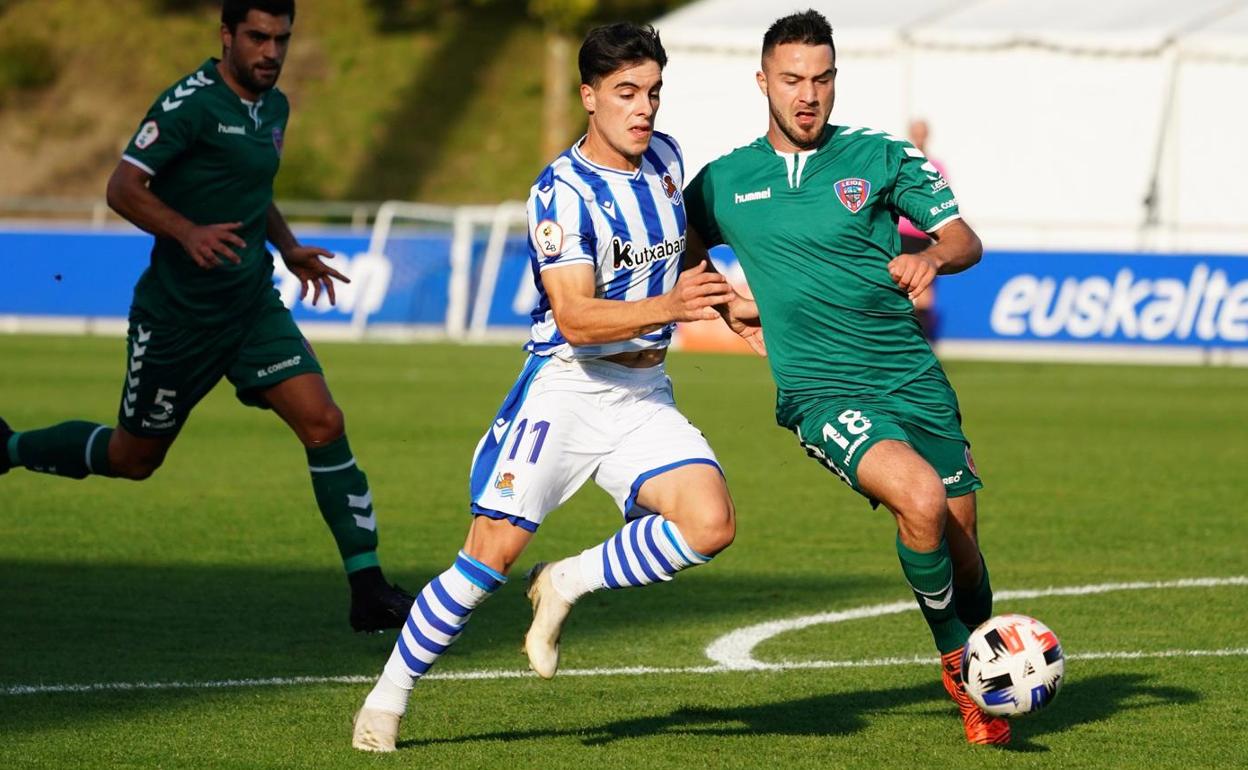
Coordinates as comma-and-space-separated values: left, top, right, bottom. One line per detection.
507, 419, 551, 464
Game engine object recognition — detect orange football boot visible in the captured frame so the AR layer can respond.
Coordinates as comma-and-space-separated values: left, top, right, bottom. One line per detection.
941, 647, 1011, 745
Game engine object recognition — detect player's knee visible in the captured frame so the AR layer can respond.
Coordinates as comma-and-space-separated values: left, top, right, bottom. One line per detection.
677, 498, 735, 557
301, 404, 345, 446
891, 484, 947, 528
111, 453, 164, 481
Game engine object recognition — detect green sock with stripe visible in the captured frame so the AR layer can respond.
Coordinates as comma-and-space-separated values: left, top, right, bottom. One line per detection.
954, 553, 994, 631
897, 534, 970, 654
10, 421, 114, 479
307, 435, 380, 574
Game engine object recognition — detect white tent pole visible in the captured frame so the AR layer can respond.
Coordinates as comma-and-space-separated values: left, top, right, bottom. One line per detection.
1139, 44, 1180, 252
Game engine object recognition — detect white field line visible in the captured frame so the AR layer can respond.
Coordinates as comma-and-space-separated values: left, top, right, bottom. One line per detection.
705, 575, 1248, 669
4, 576, 1245, 697
5, 648, 1247, 697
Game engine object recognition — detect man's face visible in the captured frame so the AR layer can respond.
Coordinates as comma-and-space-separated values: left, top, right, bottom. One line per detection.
582, 59, 662, 163
757, 42, 836, 151
221, 10, 292, 95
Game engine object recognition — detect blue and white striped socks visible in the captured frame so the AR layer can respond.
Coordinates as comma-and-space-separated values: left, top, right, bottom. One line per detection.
550, 514, 711, 603
364, 551, 506, 715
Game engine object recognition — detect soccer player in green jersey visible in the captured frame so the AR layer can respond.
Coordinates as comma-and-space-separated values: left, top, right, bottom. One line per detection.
0, 0, 414, 633
684, 10, 1010, 745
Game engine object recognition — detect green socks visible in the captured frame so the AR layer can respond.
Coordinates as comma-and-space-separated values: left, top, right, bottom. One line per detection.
954, 554, 993, 631
897, 535, 970, 654
306, 435, 380, 574
10, 421, 114, 479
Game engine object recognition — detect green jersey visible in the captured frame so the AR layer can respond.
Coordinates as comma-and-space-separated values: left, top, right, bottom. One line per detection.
122, 58, 288, 326
685, 125, 961, 424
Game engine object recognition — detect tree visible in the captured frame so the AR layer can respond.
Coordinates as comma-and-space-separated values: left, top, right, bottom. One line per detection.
528, 0, 597, 161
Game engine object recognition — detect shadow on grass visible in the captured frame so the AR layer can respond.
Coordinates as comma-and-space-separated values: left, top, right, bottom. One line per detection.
0, 559, 891, 726
402, 672, 1198, 751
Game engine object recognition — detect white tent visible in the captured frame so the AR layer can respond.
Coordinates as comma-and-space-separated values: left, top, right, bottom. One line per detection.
653, 0, 1248, 253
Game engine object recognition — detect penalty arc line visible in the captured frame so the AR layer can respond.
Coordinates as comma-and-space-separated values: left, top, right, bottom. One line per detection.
3, 575, 1245, 697
705, 575, 1248, 670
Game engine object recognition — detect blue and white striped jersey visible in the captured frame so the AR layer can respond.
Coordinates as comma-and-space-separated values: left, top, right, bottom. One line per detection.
524, 131, 688, 359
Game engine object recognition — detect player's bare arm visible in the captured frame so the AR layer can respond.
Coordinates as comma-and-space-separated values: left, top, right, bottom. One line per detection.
106, 160, 245, 270
540, 260, 734, 347
686, 224, 766, 356
266, 202, 348, 306
888, 218, 982, 300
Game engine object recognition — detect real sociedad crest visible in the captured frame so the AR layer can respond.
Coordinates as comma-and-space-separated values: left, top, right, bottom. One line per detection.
661, 173, 683, 206
834, 177, 871, 213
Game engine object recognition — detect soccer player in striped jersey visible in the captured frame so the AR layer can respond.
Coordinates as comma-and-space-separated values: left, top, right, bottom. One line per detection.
351, 22, 761, 752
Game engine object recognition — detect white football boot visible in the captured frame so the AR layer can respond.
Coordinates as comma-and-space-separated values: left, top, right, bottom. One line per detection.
523, 562, 574, 679
352, 707, 401, 752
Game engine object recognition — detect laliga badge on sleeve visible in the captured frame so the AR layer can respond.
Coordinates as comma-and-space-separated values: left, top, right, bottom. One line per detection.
535, 219, 564, 258
135, 120, 160, 150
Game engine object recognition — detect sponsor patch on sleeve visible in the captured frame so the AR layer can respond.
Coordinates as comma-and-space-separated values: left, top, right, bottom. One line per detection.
134, 120, 160, 150
534, 219, 564, 258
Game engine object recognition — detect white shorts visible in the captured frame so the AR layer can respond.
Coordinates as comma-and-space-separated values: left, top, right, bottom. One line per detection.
469, 355, 720, 531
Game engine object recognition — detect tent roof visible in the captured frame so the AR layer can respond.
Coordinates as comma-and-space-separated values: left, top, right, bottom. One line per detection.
656, 0, 1248, 58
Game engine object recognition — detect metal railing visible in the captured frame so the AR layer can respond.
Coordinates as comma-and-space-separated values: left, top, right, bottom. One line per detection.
0, 197, 387, 231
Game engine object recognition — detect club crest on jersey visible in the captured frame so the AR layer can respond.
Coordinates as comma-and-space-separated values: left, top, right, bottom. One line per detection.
272, 127, 284, 155
661, 173, 683, 206
494, 472, 516, 498
834, 177, 871, 214
535, 219, 564, 258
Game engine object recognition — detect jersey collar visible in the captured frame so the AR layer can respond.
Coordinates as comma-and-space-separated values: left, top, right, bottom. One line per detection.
570, 137, 644, 180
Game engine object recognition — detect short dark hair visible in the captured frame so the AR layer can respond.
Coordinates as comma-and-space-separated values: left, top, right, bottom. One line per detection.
762, 9, 835, 60
579, 23, 667, 86
221, 0, 295, 31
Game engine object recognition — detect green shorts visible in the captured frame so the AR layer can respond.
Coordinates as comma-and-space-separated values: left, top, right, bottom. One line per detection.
784, 364, 982, 501
117, 291, 324, 437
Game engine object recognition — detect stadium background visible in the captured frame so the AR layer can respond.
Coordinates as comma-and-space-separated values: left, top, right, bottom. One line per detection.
2, 1, 1247, 768
2, 0, 1246, 364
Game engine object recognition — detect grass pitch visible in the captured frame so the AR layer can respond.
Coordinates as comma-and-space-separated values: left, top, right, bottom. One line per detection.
1, 335, 1246, 768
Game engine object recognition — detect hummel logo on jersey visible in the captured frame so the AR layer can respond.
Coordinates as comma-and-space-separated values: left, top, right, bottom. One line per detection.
218, 123, 246, 135
611, 235, 686, 270
734, 188, 771, 204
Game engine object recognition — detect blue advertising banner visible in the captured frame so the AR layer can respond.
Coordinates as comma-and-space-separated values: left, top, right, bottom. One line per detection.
937, 251, 1248, 347
1, 226, 535, 330
5, 228, 1246, 354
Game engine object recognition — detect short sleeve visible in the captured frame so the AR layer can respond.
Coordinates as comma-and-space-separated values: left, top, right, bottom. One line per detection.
683, 164, 724, 247
886, 142, 960, 233
121, 94, 200, 177
529, 177, 596, 270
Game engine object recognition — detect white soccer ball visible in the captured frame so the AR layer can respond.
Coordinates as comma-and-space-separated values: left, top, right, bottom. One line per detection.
961, 613, 1064, 717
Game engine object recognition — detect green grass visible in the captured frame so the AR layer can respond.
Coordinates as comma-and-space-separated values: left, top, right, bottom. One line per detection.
1, 335, 1247, 768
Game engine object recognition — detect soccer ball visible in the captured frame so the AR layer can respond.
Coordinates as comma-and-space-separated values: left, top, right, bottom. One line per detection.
961, 614, 1064, 717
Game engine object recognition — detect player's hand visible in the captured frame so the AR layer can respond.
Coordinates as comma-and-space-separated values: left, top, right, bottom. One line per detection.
721, 297, 766, 357
181, 222, 246, 270
888, 252, 938, 300
281, 244, 350, 306
664, 260, 736, 322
